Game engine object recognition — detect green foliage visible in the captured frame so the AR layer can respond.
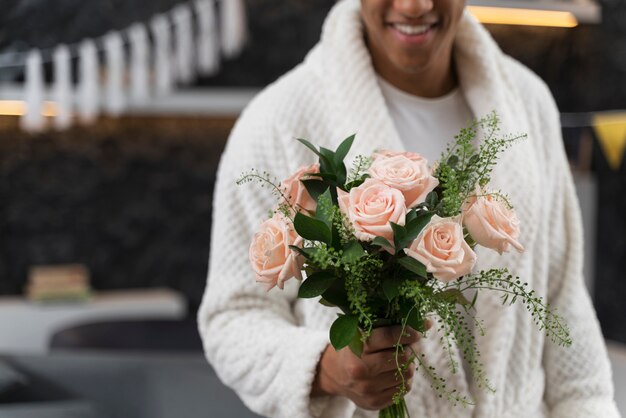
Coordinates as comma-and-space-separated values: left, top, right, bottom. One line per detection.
372, 236, 394, 251
348, 329, 364, 357
330, 314, 359, 350
389, 211, 434, 254
296, 134, 357, 194
236, 168, 295, 215
346, 154, 372, 188
397, 256, 427, 278
335, 134, 355, 167
433, 112, 527, 217
382, 277, 403, 301
341, 241, 366, 263
293, 212, 332, 245
297, 271, 336, 298
449, 269, 572, 347
240, 129, 570, 415
315, 189, 334, 228
301, 179, 327, 201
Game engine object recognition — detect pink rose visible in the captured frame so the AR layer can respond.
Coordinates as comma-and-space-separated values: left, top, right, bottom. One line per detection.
249, 214, 304, 291
404, 215, 477, 282
337, 178, 406, 243
372, 149, 426, 164
281, 163, 320, 214
368, 154, 439, 208
463, 186, 524, 254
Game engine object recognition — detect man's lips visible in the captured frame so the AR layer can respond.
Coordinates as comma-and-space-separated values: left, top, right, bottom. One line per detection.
386, 22, 438, 45
389, 22, 437, 36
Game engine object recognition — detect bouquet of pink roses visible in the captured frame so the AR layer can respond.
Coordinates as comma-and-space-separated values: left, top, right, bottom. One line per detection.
239, 113, 570, 418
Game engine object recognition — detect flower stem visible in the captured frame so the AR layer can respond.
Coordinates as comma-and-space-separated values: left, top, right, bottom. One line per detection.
379, 397, 409, 418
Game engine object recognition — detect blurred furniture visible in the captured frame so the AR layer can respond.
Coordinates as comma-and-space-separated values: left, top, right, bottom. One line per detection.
0, 345, 623, 418
0, 117, 232, 315
0, 289, 186, 354
50, 319, 202, 352
573, 172, 597, 295
608, 341, 626, 415
0, 351, 262, 418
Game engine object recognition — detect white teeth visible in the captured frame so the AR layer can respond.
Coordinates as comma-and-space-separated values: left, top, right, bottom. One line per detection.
393, 23, 431, 36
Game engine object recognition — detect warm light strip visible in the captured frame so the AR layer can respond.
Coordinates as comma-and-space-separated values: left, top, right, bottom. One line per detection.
0, 100, 58, 117
468, 6, 579, 27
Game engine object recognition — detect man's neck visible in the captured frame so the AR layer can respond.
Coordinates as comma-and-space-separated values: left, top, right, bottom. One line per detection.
373, 56, 458, 98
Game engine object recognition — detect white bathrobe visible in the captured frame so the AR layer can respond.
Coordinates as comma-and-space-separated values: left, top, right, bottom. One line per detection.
198, 1, 620, 417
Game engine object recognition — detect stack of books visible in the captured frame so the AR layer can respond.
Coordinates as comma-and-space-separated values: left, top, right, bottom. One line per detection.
26, 264, 91, 302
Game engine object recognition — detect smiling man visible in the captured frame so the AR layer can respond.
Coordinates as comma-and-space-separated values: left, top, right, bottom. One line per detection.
198, 1, 620, 417
361, 0, 463, 98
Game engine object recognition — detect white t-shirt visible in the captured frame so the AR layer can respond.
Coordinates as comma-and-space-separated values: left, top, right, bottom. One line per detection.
377, 76, 474, 163
378, 76, 476, 381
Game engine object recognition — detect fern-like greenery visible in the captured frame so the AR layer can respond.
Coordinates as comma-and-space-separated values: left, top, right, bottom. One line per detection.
238, 120, 570, 418
434, 112, 527, 217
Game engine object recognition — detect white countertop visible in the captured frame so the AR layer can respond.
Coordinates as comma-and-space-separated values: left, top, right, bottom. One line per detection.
0, 288, 187, 354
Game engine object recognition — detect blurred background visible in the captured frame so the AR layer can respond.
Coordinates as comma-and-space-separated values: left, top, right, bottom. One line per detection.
0, 0, 624, 417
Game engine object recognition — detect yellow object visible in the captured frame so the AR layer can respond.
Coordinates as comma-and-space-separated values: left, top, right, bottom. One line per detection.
0, 100, 58, 117
468, 6, 579, 27
593, 112, 626, 170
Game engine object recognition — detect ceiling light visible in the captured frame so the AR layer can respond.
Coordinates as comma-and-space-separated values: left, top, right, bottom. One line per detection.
468, 6, 579, 27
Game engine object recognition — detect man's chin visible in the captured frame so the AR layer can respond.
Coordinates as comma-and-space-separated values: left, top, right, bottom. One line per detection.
395, 60, 434, 76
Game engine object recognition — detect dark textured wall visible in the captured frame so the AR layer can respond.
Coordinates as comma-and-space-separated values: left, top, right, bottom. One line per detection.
591, 135, 626, 343
486, 0, 626, 112
0, 117, 232, 312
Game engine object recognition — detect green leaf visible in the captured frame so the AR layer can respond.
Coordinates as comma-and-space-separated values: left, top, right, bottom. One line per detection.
315, 189, 334, 227
405, 209, 418, 224
470, 290, 478, 309
302, 247, 321, 258
390, 222, 407, 252
406, 309, 425, 332
294, 212, 332, 245
336, 164, 348, 188
344, 177, 366, 191
425, 191, 439, 209
333, 135, 354, 187
447, 155, 459, 168
436, 288, 471, 306
399, 302, 425, 332
312, 172, 338, 183
318, 298, 336, 307
342, 241, 365, 263
288, 245, 306, 257
298, 271, 336, 298
319, 147, 337, 174
334, 134, 355, 166
330, 315, 359, 350
348, 328, 364, 358
382, 277, 402, 300
397, 256, 428, 278
403, 212, 434, 247
295, 138, 321, 157
322, 277, 350, 312
319, 146, 335, 161
393, 213, 431, 252
395, 269, 419, 281
468, 154, 480, 166
371, 318, 394, 328
295, 138, 334, 174
314, 189, 341, 248
301, 180, 328, 201
372, 236, 393, 249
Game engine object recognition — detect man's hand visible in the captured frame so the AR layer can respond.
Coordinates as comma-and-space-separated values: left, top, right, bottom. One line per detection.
311, 325, 427, 410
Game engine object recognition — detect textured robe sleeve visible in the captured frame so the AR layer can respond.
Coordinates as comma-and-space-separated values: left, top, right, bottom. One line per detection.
197, 99, 357, 418
539, 91, 621, 418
